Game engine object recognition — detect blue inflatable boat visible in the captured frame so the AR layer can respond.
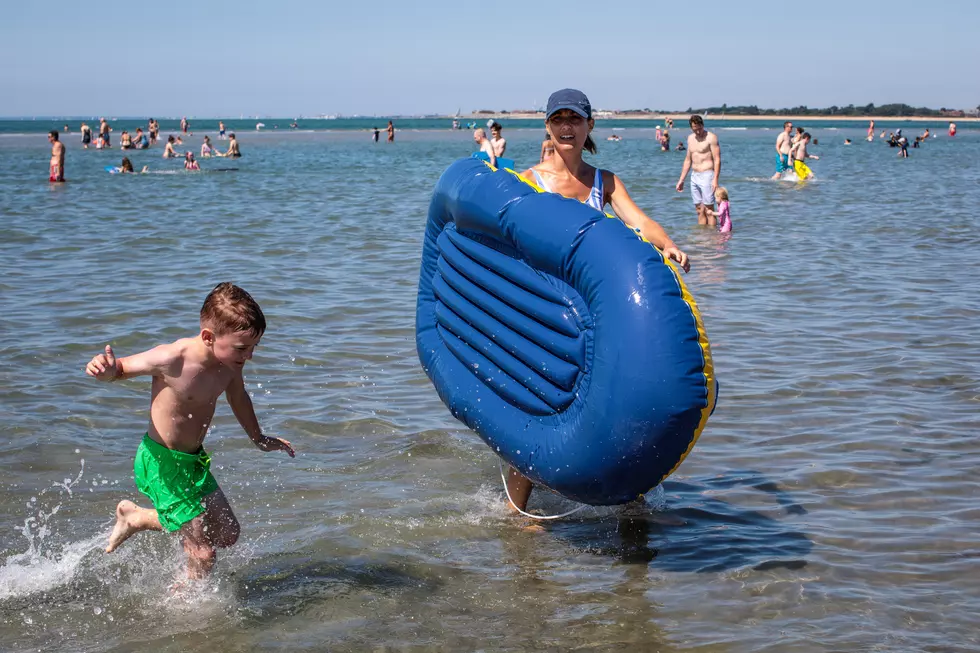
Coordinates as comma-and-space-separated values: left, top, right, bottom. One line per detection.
416, 158, 717, 505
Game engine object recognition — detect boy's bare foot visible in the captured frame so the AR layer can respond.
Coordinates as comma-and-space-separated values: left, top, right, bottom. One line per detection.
106, 500, 140, 553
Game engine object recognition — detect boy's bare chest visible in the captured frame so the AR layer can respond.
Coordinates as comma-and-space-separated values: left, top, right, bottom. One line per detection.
157, 368, 231, 408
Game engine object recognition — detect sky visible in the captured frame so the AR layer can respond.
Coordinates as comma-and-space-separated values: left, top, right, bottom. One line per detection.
2, 0, 977, 117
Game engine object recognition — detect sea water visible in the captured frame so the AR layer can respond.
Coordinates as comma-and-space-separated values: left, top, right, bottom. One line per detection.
1, 125, 978, 651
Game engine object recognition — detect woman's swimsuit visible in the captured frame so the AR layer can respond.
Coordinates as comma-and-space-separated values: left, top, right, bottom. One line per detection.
530, 167, 604, 211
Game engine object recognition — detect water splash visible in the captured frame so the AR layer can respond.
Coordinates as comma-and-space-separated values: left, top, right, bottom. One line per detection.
0, 458, 103, 599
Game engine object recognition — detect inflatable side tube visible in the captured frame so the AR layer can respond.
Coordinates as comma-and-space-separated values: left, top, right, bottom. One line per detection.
417, 158, 717, 505
472, 152, 515, 171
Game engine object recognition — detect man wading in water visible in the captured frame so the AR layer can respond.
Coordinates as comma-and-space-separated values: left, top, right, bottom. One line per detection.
675, 115, 721, 227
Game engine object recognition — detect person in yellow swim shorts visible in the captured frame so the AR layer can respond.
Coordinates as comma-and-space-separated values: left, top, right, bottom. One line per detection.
791, 131, 819, 181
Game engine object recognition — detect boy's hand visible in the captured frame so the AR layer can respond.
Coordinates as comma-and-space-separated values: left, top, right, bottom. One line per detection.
86, 345, 119, 381
256, 435, 295, 458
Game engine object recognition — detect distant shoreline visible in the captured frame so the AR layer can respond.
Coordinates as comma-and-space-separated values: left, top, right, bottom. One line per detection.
465, 113, 978, 123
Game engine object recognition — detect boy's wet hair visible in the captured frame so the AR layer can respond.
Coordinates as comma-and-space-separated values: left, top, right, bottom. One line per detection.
200, 282, 266, 337
689, 115, 704, 128
802, 132, 812, 140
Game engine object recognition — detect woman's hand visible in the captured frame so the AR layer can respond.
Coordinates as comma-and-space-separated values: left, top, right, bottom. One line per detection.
663, 246, 690, 273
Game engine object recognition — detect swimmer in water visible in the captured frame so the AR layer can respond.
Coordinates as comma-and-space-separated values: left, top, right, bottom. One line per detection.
117, 157, 149, 174
48, 130, 65, 182
540, 133, 554, 162
490, 124, 507, 157
473, 128, 497, 167
790, 132, 819, 180
218, 121, 226, 139
216, 133, 240, 158
133, 128, 149, 149
201, 135, 214, 158
771, 121, 794, 180
184, 152, 200, 170
704, 186, 732, 234
386, 120, 395, 143
163, 135, 180, 158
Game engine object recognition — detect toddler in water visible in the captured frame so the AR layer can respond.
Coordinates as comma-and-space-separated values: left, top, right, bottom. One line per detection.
705, 187, 732, 233
84, 283, 294, 580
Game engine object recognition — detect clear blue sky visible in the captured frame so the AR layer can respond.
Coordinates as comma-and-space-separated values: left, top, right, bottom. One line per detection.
2, 0, 977, 117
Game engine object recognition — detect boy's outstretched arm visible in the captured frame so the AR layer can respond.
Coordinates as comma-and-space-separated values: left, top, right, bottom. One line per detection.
226, 375, 295, 457
85, 343, 179, 381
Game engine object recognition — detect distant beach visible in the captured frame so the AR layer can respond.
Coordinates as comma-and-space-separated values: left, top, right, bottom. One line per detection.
466, 112, 979, 123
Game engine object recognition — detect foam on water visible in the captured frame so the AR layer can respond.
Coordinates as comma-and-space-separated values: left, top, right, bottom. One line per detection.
0, 533, 104, 600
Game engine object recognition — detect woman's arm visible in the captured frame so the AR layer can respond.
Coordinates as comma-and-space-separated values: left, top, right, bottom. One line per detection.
608, 172, 690, 272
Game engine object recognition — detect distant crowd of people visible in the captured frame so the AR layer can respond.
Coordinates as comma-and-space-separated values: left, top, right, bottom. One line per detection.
47, 118, 242, 180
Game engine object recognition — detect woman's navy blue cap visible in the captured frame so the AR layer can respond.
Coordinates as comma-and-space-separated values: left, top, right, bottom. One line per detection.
546, 89, 592, 119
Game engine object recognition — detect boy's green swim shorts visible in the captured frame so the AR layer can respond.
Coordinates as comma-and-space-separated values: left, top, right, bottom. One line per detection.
134, 434, 218, 532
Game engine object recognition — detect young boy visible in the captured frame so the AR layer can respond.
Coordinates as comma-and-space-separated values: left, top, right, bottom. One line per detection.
85, 282, 294, 579
790, 132, 819, 181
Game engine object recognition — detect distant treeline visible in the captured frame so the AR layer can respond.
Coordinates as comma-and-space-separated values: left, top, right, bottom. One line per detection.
621, 104, 971, 117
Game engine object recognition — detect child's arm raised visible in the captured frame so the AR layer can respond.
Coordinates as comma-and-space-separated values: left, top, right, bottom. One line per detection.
225, 375, 295, 457
85, 343, 179, 382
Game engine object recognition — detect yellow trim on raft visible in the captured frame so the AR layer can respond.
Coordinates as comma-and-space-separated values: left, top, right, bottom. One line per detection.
478, 159, 516, 175
506, 165, 716, 490
654, 262, 715, 486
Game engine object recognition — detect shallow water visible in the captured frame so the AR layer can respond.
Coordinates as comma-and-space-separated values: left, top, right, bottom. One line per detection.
1, 127, 978, 652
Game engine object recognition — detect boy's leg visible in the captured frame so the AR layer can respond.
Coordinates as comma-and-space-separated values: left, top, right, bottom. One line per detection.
179, 516, 216, 579
177, 487, 239, 579
202, 487, 240, 549
106, 500, 162, 553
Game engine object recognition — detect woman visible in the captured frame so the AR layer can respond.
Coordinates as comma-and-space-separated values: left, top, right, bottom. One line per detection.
201, 135, 214, 158
163, 135, 180, 158
509, 88, 690, 512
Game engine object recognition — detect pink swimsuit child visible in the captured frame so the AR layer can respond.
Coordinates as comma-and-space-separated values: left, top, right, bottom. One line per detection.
717, 200, 732, 233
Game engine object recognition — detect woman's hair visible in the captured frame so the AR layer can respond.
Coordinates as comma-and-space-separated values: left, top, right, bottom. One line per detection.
714, 186, 729, 201
796, 127, 804, 134
543, 132, 551, 141
584, 134, 597, 155
167, 135, 175, 143
121, 157, 134, 172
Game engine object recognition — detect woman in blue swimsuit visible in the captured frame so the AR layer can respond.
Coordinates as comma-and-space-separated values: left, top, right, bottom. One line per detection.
512, 88, 691, 512
520, 89, 689, 268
